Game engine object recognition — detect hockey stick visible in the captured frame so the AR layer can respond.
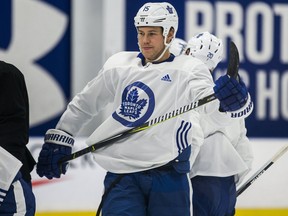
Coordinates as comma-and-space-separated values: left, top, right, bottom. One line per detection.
58, 93, 217, 164
58, 41, 240, 165
236, 144, 288, 197
227, 41, 239, 79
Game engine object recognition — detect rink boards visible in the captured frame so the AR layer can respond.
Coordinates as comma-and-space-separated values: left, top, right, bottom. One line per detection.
29, 138, 288, 216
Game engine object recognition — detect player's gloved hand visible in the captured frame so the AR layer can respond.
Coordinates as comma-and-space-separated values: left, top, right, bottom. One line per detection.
36, 129, 74, 179
213, 74, 248, 112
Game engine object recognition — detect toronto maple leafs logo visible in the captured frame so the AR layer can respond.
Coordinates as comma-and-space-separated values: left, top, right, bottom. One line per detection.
119, 88, 147, 119
166, 5, 174, 14
113, 81, 155, 127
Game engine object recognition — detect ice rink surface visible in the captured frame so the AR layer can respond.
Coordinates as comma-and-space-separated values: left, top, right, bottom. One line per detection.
29, 137, 288, 211
236, 138, 288, 208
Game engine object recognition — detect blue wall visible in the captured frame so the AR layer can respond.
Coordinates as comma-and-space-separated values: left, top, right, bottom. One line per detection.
126, 0, 288, 137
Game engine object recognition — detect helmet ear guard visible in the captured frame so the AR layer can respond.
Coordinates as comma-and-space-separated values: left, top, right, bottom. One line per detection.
186, 32, 223, 71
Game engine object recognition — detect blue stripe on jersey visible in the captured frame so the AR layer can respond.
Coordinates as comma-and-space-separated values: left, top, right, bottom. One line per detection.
176, 120, 192, 153
183, 122, 192, 148
0, 188, 7, 204
176, 121, 184, 151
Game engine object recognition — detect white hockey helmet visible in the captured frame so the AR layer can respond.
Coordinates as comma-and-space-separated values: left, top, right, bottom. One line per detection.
169, 38, 187, 56
186, 32, 223, 71
134, 2, 178, 42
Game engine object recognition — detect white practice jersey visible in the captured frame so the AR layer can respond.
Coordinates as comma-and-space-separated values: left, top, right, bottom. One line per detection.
0, 146, 22, 193
57, 52, 224, 173
190, 109, 254, 185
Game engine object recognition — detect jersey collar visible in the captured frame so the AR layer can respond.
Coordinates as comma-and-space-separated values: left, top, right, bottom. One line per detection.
137, 53, 175, 66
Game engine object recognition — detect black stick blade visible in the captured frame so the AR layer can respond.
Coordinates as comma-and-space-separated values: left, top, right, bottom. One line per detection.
227, 41, 240, 78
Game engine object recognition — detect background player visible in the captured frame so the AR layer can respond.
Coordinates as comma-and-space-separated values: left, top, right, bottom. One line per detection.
182, 32, 254, 216
0, 60, 36, 215
37, 3, 250, 216
169, 37, 187, 56
0, 60, 36, 186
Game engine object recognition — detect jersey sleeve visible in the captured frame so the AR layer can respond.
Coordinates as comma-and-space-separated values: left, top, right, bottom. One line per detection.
184, 60, 223, 119
234, 120, 254, 185
56, 68, 117, 136
0, 146, 22, 192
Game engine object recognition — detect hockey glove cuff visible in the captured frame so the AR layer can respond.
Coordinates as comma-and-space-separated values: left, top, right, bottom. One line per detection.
213, 74, 248, 112
227, 93, 254, 119
36, 129, 74, 179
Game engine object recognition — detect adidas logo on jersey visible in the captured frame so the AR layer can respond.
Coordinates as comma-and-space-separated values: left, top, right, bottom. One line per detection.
161, 74, 172, 82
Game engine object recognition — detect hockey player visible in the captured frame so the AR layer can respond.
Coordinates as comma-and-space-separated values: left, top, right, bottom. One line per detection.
184, 32, 254, 216
36, 2, 249, 216
0, 146, 35, 215
0, 60, 36, 186
0, 60, 36, 214
169, 37, 187, 56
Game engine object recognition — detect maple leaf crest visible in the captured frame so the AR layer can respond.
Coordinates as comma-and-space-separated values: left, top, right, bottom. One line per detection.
119, 88, 147, 119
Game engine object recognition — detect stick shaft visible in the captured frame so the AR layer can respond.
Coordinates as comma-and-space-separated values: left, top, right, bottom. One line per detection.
236, 145, 288, 196
58, 93, 216, 164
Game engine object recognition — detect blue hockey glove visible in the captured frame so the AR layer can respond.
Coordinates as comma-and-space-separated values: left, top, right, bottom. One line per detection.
213, 74, 248, 112
36, 129, 74, 179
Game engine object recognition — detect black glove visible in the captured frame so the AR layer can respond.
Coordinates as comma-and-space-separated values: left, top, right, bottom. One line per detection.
36, 129, 74, 179
214, 75, 248, 112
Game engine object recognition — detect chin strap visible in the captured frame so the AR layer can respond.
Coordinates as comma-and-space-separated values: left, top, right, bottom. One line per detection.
150, 37, 174, 63
138, 37, 174, 64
